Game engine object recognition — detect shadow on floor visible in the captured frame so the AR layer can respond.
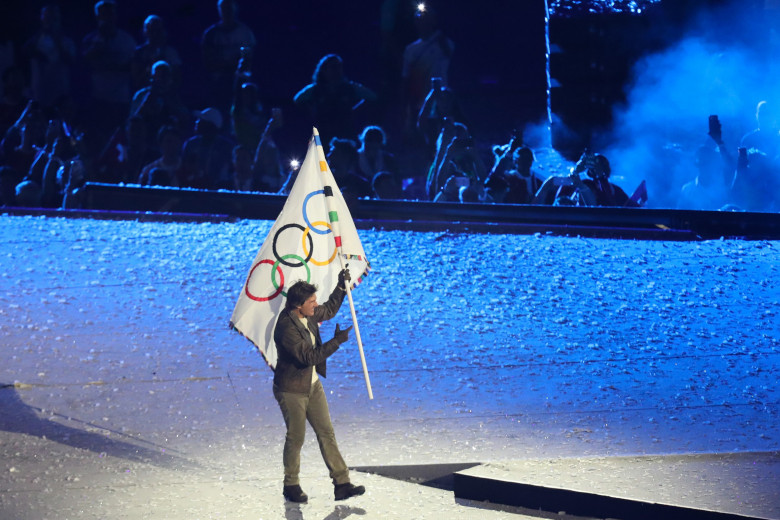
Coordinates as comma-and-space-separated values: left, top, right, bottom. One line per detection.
284, 503, 366, 520
0, 383, 200, 471
351, 462, 481, 491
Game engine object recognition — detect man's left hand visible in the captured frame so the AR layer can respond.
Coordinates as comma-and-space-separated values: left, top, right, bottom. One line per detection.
338, 267, 351, 289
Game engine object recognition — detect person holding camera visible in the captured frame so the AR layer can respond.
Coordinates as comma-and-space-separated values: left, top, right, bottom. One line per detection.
485, 143, 544, 204
576, 152, 636, 207
532, 151, 594, 206
532, 170, 594, 206
433, 131, 487, 201
416, 77, 465, 149
679, 114, 732, 210
534, 151, 635, 207
740, 101, 780, 159
272, 268, 366, 504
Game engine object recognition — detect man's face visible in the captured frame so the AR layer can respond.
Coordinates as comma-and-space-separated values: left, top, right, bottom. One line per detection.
298, 294, 318, 318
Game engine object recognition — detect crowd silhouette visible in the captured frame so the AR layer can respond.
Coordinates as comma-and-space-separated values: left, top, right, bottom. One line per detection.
0, 1, 777, 212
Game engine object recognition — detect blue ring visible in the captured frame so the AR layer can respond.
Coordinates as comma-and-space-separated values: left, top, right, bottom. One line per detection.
302, 190, 332, 235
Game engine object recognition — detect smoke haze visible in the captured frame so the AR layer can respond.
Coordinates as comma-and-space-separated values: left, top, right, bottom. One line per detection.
599, 1, 778, 209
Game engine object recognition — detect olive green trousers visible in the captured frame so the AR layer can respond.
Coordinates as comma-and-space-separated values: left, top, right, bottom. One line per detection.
273, 379, 350, 486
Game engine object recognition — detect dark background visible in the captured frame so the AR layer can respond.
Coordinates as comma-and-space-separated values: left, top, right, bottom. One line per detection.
1, 0, 772, 158
0, 1, 547, 151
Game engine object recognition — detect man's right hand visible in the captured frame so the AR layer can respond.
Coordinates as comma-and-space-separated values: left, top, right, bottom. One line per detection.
334, 323, 353, 344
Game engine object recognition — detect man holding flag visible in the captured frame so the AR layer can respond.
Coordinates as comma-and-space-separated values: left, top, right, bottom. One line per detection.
230, 127, 371, 502
273, 272, 365, 503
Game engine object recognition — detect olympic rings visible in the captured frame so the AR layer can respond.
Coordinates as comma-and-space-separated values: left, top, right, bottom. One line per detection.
245, 259, 284, 302
302, 221, 338, 266
272, 254, 311, 297
273, 223, 313, 267
302, 190, 332, 235
248, 195, 340, 302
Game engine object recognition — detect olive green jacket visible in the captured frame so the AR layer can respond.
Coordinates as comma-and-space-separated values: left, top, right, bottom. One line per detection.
273, 285, 346, 394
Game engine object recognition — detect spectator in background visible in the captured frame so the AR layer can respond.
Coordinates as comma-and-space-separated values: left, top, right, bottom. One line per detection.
150, 167, 175, 187
740, 101, 780, 159
95, 115, 150, 184
326, 138, 371, 199
201, 0, 256, 111
485, 146, 543, 204
231, 82, 267, 150
277, 160, 299, 196
233, 41, 253, 97
488, 131, 523, 182
26, 117, 62, 190
131, 15, 182, 91
535, 151, 633, 207
82, 0, 137, 139
416, 77, 465, 149
129, 60, 190, 152
459, 183, 481, 203
14, 179, 42, 207
678, 145, 730, 211
425, 118, 469, 199
576, 152, 636, 207
357, 125, 398, 185
377, 0, 417, 125
0, 67, 31, 136
730, 148, 778, 212
60, 140, 92, 209
232, 144, 257, 191
138, 125, 182, 186
433, 133, 487, 200
180, 107, 234, 190
679, 114, 746, 211
39, 135, 73, 207
0, 166, 18, 206
433, 174, 464, 202
371, 170, 401, 199
23, 4, 76, 110
10, 117, 70, 208
401, 6, 454, 138
532, 171, 595, 207
294, 54, 377, 147
2, 101, 47, 187
505, 146, 544, 204
252, 108, 284, 192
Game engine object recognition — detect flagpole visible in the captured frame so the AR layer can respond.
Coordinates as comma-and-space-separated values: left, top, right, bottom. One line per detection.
340, 257, 373, 400
312, 128, 373, 399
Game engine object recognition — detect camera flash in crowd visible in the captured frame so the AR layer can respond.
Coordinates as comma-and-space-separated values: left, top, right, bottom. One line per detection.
417, 3, 426, 13
290, 159, 300, 170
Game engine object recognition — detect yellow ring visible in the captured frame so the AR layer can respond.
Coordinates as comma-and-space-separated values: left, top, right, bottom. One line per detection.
302, 222, 338, 266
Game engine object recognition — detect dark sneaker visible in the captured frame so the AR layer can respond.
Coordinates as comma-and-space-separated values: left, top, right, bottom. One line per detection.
283, 484, 308, 503
334, 482, 365, 501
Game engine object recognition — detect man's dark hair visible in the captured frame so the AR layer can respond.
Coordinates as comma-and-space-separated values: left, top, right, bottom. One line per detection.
285, 281, 317, 311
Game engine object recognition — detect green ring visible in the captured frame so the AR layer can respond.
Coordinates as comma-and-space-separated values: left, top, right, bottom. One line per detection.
272, 254, 311, 297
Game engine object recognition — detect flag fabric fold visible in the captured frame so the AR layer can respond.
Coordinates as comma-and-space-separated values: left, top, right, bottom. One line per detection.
230, 128, 370, 369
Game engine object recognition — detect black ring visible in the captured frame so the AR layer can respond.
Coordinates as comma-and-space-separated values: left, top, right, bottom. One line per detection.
272, 223, 314, 267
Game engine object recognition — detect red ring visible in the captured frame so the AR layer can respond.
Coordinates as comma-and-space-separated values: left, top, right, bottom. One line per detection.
245, 259, 284, 302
